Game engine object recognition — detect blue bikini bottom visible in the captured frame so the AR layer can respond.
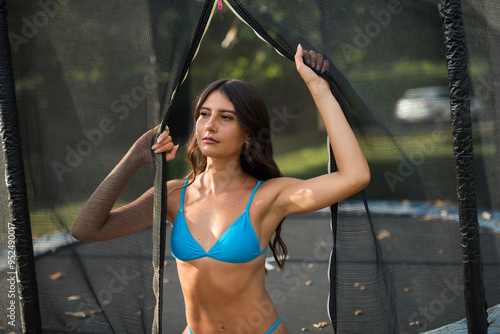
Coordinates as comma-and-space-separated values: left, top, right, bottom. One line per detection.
188, 317, 281, 334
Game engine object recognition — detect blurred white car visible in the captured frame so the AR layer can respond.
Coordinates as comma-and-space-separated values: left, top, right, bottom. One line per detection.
395, 86, 482, 123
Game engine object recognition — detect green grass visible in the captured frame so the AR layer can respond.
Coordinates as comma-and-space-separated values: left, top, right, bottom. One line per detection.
275, 129, 459, 178
29, 199, 133, 239
30, 203, 83, 239
275, 145, 329, 176
274, 128, 495, 204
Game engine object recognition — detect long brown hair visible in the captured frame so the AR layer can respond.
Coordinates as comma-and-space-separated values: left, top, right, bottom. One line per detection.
184, 78, 288, 269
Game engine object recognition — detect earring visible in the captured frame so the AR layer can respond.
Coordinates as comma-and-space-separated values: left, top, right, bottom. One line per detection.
244, 139, 250, 149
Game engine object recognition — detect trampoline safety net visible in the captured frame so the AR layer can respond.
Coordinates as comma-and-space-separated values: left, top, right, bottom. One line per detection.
1, 0, 500, 333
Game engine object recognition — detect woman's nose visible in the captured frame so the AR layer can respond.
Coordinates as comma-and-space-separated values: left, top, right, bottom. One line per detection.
205, 116, 216, 132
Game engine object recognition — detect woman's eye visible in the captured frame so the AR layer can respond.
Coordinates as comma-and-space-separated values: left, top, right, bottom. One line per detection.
200, 112, 209, 117
221, 115, 233, 120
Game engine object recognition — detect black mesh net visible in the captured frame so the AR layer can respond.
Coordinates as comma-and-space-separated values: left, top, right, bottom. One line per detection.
1, 0, 500, 333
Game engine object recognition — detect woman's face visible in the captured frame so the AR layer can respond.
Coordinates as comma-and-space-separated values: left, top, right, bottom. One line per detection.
196, 90, 249, 160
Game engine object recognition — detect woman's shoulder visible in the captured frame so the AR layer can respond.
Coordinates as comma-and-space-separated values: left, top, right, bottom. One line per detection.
165, 179, 187, 222
167, 178, 186, 188
166, 179, 188, 198
256, 176, 302, 201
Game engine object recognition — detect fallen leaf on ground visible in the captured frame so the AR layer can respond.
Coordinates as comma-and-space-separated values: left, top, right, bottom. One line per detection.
49, 272, 64, 280
65, 311, 86, 318
377, 229, 391, 240
312, 322, 329, 329
410, 321, 421, 327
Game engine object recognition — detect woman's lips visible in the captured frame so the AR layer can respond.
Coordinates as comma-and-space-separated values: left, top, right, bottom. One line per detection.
202, 136, 220, 144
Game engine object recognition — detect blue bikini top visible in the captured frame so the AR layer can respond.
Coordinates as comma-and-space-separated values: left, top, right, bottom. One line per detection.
170, 180, 268, 263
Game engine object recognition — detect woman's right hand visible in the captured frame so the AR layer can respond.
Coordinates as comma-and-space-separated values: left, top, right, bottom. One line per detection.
131, 125, 179, 165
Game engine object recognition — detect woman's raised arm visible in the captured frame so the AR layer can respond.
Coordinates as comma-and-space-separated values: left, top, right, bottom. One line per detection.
270, 45, 370, 218
71, 126, 179, 242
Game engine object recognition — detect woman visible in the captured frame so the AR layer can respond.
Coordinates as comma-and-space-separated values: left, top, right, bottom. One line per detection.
72, 45, 370, 333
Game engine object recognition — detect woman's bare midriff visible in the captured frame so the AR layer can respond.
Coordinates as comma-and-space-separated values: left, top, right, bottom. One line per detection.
177, 255, 289, 334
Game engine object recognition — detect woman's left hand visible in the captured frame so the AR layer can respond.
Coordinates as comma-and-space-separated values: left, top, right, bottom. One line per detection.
294, 44, 330, 89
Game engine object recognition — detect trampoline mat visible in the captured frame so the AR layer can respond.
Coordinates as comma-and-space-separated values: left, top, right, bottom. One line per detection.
29, 211, 500, 333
